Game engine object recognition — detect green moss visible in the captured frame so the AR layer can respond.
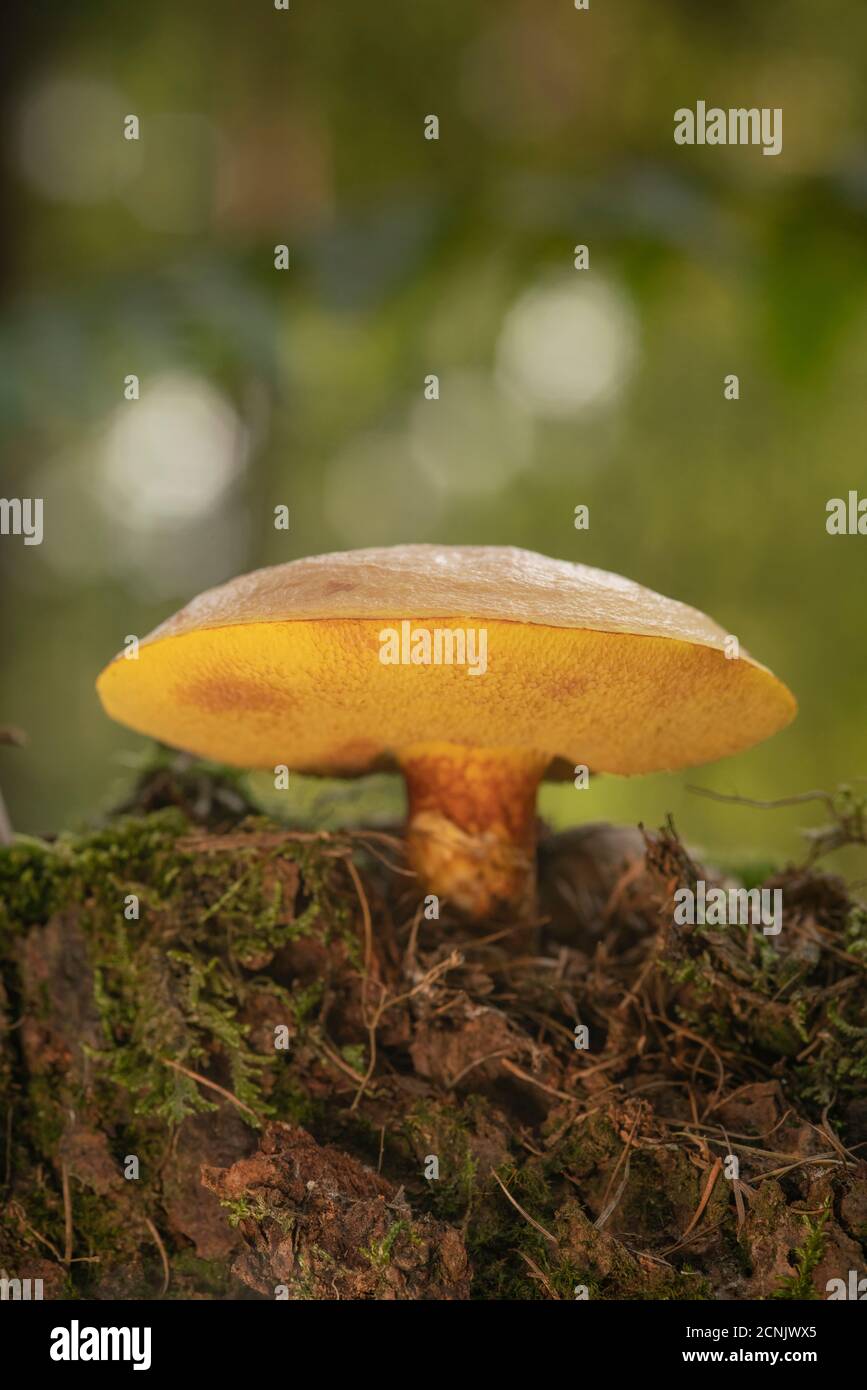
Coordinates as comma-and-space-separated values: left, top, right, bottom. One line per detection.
1, 799, 859, 1302
400, 1096, 496, 1222
0, 838, 66, 935
362, 1219, 416, 1268
845, 907, 867, 960
268, 1069, 322, 1128
287, 1246, 337, 1300
796, 997, 867, 1106
25, 810, 343, 1129
465, 1160, 556, 1300
221, 1194, 294, 1235
339, 1043, 367, 1075
546, 1112, 621, 1179
71, 1188, 141, 1263
547, 1199, 710, 1301
26, 1075, 67, 1154
772, 1202, 830, 1300
289, 980, 324, 1026
464, 1170, 708, 1301
169, 1250, 237, 1298
0, 808, 351, 1295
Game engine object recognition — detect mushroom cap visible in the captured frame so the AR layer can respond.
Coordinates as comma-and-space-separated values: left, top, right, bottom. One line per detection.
96, 544, 796, 778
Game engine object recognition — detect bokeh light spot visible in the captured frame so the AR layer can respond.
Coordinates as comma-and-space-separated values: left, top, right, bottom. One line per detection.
497, 275, 638, 418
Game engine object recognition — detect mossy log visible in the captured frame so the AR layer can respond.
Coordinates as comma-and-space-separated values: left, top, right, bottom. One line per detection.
1, 778, 865, 1300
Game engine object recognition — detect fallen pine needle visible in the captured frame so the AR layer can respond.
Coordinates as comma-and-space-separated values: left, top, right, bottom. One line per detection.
158, 1056, 259, 1121
674, 1156, 723, 1248
499, 1058, 575, 1103
143, 1215, 171, 1296
517, 1248, 560, 1299
491, 1169, 558, 1247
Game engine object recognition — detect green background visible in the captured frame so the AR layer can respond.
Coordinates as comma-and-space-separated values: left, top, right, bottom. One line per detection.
1, 0, 865, 876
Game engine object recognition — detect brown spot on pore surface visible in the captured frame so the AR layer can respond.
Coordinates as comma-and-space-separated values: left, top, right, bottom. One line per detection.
177, 676, 289, 716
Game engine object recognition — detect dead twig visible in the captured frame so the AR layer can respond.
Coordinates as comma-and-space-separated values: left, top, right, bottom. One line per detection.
346, 855, 374, 980
350, 950, 463, 1111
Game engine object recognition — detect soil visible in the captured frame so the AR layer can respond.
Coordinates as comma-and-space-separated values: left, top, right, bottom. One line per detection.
0, 759, 865, 1300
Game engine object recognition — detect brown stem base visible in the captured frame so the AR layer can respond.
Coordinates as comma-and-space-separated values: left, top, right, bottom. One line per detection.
398, 743, 548, 919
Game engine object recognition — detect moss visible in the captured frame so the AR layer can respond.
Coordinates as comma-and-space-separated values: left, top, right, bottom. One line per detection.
0, 808, 350, 1295
547, 1199, 710, 1301
287, 1246, 337, 1300
268, 1069, 322, 1128
25, 811, 341, 1130
221, 1194, 294, 1235
772, 1202, 830, 1300
845, 907, 867, 960
26, 1075, 67, 1154
168, 1250, 237, 1298
1, 795, 861, 1302
465, 1160, 556, 1300
362, 1219, 414, 1268
221, 1195, 263, 1228
289, 979, 324, 1026
399, 1096, 498, 1223
464, 1166, 710, 1302
660, 912, 840, 1070
0, 838, 67, 936
70, 1188, 141, 1264
339, 1043, 367, 1075
546, 1112, 621, 1179
464, 1125, 664, 1300
796, 996, 867, 1106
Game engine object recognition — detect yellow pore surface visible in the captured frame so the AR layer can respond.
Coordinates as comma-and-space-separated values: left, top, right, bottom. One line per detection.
96, 617, 796, 778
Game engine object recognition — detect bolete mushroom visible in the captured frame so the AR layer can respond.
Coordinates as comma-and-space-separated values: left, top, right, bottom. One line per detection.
96, 544, 796, 918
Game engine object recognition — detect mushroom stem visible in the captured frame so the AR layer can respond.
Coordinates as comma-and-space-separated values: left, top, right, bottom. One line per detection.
398, 743, 548, 919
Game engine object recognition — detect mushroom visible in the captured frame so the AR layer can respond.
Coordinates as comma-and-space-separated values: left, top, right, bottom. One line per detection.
96, 545, 796, 919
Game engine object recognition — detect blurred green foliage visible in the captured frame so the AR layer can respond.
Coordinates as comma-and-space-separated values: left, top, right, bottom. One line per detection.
1, 0, 865, 876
